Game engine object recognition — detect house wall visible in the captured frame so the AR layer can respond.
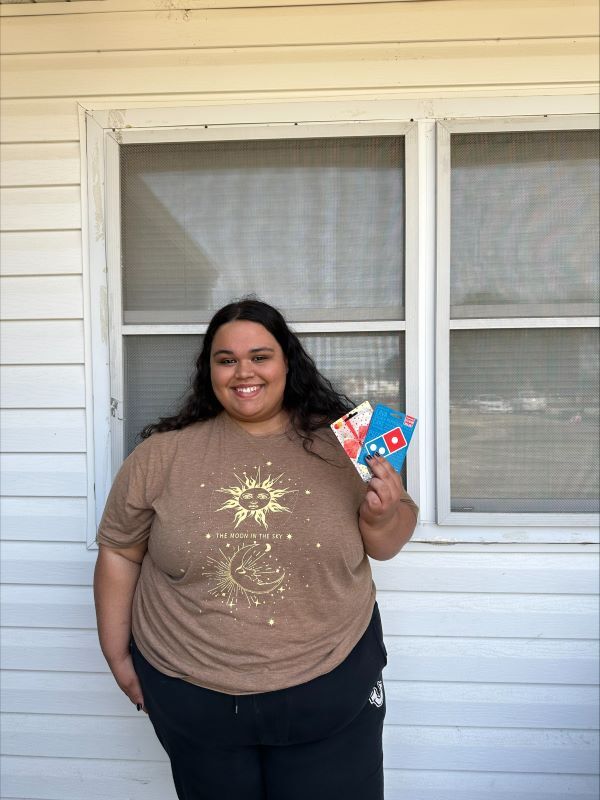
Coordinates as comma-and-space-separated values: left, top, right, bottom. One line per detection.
1, 1, 599, 798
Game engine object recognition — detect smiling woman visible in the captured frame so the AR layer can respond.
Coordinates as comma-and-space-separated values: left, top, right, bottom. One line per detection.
93, 298, 418, 800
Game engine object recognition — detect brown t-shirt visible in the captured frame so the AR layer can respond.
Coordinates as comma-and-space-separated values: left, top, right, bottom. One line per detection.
97, 412, 418, 695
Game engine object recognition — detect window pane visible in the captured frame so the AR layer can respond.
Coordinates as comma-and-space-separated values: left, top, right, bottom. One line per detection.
124, 335, 202, 456
301, 332, 405, 411
451, 130, 599, 318
120, 137, 404, 323
124, 333, 404, 456
450, 328, 599, 513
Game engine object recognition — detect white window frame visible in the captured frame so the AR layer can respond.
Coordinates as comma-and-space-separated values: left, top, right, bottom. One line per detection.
82, 96, 599, 548
436, 114, 600, 529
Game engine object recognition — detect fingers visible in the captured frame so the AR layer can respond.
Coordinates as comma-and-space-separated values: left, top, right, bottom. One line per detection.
366, 454, 401, 483
111, 655, 147, 712
362, 455, 406, 521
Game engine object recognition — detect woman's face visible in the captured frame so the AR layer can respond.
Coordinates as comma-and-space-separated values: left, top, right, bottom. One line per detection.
210, 320, 288, 433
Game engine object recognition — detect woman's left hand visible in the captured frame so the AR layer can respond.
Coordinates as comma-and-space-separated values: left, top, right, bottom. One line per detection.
358, 455, 417, 559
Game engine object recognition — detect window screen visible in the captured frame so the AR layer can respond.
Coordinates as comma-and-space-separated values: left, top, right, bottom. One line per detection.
450, 328, 599, 513
120, 137, 405, 323
124, 333, 405, 457
448, 127, 599, 516
451, 130, 599, 318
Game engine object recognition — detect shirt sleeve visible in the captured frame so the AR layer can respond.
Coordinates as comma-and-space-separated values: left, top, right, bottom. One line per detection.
96, 445, 155, 549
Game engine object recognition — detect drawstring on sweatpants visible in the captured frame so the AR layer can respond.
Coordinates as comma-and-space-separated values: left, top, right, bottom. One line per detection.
234, 696, 238, 715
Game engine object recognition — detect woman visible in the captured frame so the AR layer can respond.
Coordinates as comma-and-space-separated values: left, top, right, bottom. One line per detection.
94, 298, 418, 800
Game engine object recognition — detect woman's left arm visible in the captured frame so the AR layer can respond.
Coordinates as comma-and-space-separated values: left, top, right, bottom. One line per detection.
358, 454, 418, 560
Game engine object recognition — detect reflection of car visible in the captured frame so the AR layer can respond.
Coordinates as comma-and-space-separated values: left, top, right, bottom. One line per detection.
474, 394, 513, 413
515, 392, 547, 412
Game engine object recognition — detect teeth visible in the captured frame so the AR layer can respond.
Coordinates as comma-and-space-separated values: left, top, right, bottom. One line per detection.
236, 386, 259, 394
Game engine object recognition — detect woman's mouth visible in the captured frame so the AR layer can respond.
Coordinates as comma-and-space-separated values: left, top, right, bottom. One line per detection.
233, 385, 263, 398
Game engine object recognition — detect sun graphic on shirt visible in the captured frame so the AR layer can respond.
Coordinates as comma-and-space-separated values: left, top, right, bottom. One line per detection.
215, 468, 297, 529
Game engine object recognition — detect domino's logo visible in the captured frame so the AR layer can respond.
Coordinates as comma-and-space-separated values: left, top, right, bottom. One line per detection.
364, 426, 407, 459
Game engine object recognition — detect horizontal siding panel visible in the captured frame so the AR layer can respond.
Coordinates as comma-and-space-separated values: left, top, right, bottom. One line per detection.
0, 321, 84, 364
0, 410, 86, 452
3, 627, 597, 683
382, 725, 599, 773
1, 758, 598, 800
0, 365, 85, 407
0, 454, 87, 496
1, 672, 597, 729
0, 187, 80, 231
385, 769, 600, 800
384, 681, 598, 728
0, 276, 82, 319
2, 585, 597, 635
0, 231, 82, 276
0, 143, 80, 187
0, 756, 175, 800
1, 40, 595, 99
385, 635, 599, 685
1, 714, 165, 761
1, 672, 132, 717
1, 585, 96, 628
0, 629, 105, 671
378, 591, 599, 639
0, 497, 86, 541
372, 552, 600, 594
0, 99, 80, 143
0, 0, 500, 13
2, 714, 597, 771
0, 542, 95, 584
2, 1, 595, 54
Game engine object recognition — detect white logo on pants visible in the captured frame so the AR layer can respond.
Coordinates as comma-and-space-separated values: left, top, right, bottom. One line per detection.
369, 680, 384, 708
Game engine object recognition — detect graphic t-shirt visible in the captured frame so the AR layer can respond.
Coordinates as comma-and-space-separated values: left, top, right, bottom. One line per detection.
97, 412, 418, 695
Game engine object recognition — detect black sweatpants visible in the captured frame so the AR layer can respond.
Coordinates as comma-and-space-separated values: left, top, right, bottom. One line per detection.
131, 603, 388, 800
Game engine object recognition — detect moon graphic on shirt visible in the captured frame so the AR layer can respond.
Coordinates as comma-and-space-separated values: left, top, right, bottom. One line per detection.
215, 468, 297, 529
204, 542, 288, 608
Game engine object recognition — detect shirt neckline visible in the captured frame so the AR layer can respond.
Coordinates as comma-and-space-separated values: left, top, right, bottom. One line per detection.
218, 411, 295, 443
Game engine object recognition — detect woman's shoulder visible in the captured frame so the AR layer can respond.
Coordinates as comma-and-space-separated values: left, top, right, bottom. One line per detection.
131, 418, 216, 461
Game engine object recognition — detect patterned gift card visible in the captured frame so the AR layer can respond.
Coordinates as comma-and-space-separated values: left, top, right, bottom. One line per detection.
330, 401, 374, 482
357, 404, 417, 475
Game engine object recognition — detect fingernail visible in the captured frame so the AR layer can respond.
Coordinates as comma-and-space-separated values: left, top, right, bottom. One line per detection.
136, 703, 142, 711
366, 455, 373, 461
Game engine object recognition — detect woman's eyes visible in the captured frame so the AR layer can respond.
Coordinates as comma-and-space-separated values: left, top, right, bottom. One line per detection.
217, 355, 269, 365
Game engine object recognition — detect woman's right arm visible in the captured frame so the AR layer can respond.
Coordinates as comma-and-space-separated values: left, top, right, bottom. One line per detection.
94, 542, 148, 709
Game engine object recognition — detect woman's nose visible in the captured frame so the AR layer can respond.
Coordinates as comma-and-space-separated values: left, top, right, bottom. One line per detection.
234, 359, 254, 378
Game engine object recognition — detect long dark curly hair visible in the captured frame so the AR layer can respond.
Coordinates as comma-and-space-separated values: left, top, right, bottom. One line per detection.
139, 298, 354, 451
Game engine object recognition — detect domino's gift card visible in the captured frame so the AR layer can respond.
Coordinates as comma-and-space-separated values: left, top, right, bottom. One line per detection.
357, 404, 417, 475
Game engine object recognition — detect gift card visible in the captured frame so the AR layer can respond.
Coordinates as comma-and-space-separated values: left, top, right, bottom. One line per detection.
357, 404, 417, 475
330, 401, 374, 482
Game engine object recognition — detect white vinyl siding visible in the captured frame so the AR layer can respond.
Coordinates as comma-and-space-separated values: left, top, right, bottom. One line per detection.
0, 1, 598, 799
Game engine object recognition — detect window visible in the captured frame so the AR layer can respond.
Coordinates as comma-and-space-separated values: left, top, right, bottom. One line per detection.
89, 122, 415, 485
86, 103, 598, 544
437, 119, 599, 525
